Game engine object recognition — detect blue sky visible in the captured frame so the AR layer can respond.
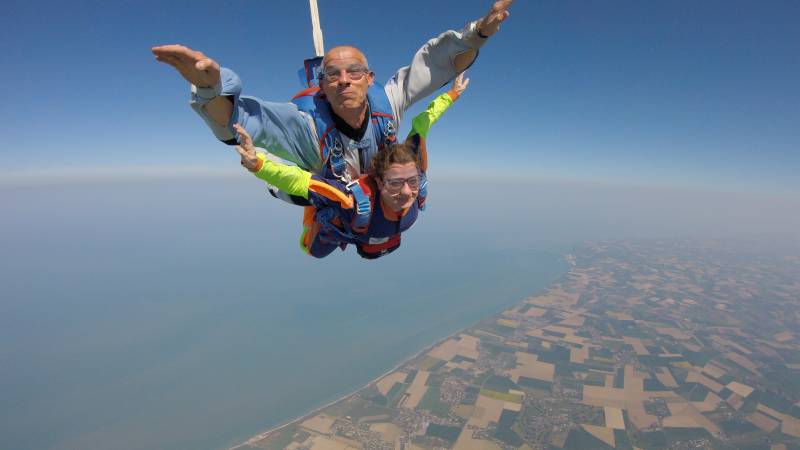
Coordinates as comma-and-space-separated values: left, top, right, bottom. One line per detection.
1, 0, 798, 193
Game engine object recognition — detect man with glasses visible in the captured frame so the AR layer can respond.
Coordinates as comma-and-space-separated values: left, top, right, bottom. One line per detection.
232, 74, 469, 259
152, 1, 512, 204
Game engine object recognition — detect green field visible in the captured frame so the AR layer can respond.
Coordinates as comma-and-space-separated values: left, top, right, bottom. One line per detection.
425, 423, 462, 445
416, 356, 446, 371
480, 388, 523, 403
323, 397, 393, 421
418, 387, 451, 418
564, 427, 615, 450
518, 376, 553, 391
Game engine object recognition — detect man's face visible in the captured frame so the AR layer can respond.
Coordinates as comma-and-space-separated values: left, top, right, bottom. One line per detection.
376, 162, 420, 213
320, 47, 374, 115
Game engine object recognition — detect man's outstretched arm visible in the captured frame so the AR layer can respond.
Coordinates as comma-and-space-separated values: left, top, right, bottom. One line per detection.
151, 45, 233, 126
153, 45, 322, 171
385, 0, 512, 122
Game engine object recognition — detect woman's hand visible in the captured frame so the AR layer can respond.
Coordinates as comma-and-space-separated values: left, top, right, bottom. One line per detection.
233, 123, 261, 172
452, 72, 470, 96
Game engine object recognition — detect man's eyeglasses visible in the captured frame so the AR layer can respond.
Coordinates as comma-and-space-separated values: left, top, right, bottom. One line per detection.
319, 65, 371, 83
382, 175, 421, 193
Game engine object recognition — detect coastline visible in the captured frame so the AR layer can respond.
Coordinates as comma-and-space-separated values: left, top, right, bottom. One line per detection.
227, 327, 467, 450
227, 253, 569, 450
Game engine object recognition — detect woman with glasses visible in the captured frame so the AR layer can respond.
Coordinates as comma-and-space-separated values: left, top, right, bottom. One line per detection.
234, 74, 468, 259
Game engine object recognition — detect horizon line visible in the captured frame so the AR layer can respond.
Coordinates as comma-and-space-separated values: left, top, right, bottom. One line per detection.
0, 165, 797, 198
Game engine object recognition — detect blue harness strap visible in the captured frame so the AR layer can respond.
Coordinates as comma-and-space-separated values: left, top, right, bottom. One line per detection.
309, 177, 373, 244
346, 179, 372, 232
298, 56, 324, 88
417, 172, 428, 210
292, 83, 397, 181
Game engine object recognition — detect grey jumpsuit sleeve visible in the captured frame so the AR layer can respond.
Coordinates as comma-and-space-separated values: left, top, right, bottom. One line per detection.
384, 20, 488, 124
190, 67, 323, 172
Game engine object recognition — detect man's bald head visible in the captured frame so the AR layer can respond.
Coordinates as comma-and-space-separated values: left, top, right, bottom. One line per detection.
319, 45, 374, 126
323, 46, 369, 68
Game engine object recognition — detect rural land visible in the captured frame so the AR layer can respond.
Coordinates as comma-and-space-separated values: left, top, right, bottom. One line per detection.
233, 239, 800, 450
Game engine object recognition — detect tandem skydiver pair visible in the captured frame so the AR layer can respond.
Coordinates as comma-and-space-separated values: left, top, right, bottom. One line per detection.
152, 1, 513, 259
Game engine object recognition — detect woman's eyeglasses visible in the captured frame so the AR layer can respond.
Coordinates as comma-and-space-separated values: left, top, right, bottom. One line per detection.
382, 175, 421, 193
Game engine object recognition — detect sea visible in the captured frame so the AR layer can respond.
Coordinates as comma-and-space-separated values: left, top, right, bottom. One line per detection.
0, 177, 570, 450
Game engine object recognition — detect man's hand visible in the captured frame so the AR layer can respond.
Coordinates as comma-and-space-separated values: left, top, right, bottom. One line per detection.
477, 0, 513, 37
151, 44, 221, 88
233, 124, 262, 172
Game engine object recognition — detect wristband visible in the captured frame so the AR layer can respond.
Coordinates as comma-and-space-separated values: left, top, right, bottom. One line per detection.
250, 153, 266, 173
192, 80, 222, 100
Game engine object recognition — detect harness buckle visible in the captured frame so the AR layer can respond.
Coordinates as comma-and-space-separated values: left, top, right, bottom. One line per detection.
327, 136, 348, 181
329, 138, 343, 156
384, 120, 397, 146
346, 180, 372, 216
